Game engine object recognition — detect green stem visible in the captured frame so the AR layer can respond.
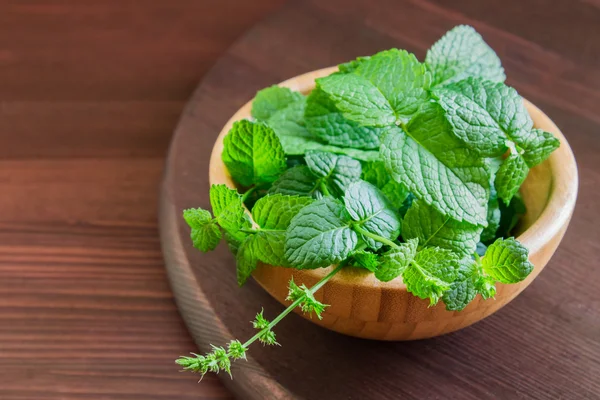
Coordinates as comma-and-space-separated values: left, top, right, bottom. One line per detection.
352, 225, 399, 249
319, 180, 332, 197
241, 186, 257, 202
239, 228, 258, 234
242, 263, 343, 348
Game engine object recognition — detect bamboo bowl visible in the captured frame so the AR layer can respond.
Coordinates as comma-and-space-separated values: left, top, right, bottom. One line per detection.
209, 67, 578, 341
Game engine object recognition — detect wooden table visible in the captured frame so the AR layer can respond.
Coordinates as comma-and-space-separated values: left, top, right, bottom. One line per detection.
1, 0, 599, 399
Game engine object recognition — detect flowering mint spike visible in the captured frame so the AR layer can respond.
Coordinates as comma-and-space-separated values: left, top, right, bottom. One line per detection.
286, 278, 328, 320
252, 309, 279, 346
252, 309, 270, 330
211, 345, 232, 377
228, 340, 247, 360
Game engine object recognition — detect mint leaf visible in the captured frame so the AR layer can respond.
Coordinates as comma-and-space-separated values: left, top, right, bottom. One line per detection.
317, 49, 431, 126
236, 236, 259, 286
267, 97, 310, 140
305, 86, 383, 149
350, 250, 379, 272
222, 120, 286, 187
482, 237, 534, 283
338, 56, 370, 73
518, 128, 560, 167
481, 185, 501, 242
433, 78, 533, 157
316, 73, 396, 127
426, 25, 505, 87
403, 247, 458, 306
361, 161, 410, 209
344, 181, 401, 250
268, 166, 319, 197
481, 156, 502, 242
402, 199, 482, 257
251, 85, 304, 121
183, 208, 222, 252
442, 258, 478, 311
305, 150, 362, 195
209, 184, 251, 240
375, 238, 418, 282
249, 194, 313, 266
495, 152, 529, 204
252, 194, 313, 229
380, 102, 489, 226
285, 197, 358, 268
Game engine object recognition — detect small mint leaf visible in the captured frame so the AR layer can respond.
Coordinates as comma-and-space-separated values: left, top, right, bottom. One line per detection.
375, 238, 418, 282
426, 25, 505, 86
251, 85, 304, 121
482, 237, 534, 283
222, 120, 286, 187
495, 153, 529, 204
305, 150, 362, 195
344, 181, 401, 250
350, 250, 379, 272
182, 208, 222, 252
403, 247, 459, 306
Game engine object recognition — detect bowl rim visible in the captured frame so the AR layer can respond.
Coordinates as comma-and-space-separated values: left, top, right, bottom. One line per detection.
209, 66, 579, 290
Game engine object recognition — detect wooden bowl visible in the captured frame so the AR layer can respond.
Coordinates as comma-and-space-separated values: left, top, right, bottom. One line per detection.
208, 67, 578, 340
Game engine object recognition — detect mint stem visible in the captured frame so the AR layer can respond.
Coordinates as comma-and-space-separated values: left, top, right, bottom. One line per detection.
352, 225, 399, 249
241, 185, 257, 202
242, 263, 342, 348
319, 180, 332, 197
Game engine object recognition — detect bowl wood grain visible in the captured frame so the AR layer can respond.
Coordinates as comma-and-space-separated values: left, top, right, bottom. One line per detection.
209, 67, 578, 340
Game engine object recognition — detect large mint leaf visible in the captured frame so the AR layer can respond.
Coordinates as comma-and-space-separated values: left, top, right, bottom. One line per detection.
285, 197, 358, 269
403, 247, 459, 306
305, 151, 362, 194
361, 161, 410, 209
305, 86, 383, 149
426, 25, 505, 87
375, 238, 418, 282
267, 97, 310, 140
482, 237, 534, 283
380, 102, 489, 226
209, 184, 251, 241
222, 120, 286, 187
249, 195, 313, 267
442, 257, 478, 311
251, 85, 304, 121
403, 199, 482, 257
182, 208, 222, 252
344, 181, 401, 250
317, 50, 431, 126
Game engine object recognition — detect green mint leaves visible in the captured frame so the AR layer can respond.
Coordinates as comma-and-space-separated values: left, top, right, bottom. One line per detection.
222, 120, 286, 187
179, 25, 555, 380
425, 25, 505, 86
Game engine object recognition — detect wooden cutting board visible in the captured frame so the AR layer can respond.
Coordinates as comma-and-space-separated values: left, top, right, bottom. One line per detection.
159, 1, 599, 398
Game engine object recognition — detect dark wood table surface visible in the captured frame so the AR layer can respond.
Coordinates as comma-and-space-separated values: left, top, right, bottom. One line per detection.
1, 0, 599, 399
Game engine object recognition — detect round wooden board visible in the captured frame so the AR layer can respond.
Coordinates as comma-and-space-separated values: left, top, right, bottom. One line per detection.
160, 1, 600, 399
